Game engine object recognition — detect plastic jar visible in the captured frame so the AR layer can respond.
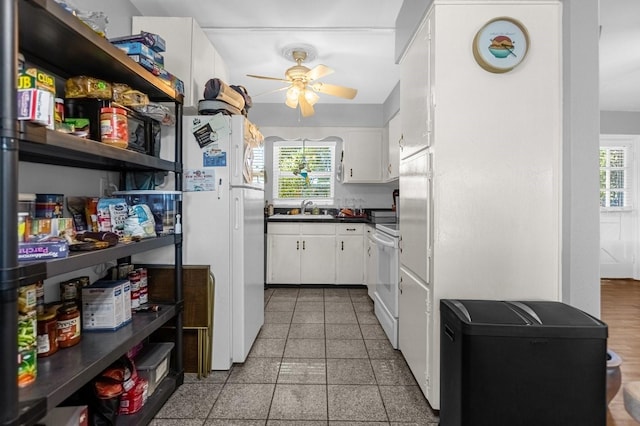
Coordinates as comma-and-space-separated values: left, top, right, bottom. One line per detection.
56, 303, 81, 348
37, 310, 58, 357
100, 107, 128, 148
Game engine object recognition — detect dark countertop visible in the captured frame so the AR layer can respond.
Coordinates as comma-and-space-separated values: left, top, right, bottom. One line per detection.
266, 215, 371, 224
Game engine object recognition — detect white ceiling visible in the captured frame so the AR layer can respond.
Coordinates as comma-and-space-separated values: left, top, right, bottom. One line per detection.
130, 0, 640, 112
131, 0, 403, 107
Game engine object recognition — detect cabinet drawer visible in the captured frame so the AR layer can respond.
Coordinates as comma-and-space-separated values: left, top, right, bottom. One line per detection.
336, 223, 364, 235
268, 223, 301, 235
301, 223, 335, 235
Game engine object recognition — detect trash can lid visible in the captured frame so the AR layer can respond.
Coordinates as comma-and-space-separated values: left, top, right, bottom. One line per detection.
444, 299, 532, 326
441, 299, 608, 339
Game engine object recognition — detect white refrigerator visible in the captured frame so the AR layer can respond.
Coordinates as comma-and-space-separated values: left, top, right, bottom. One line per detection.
182, 114, 264, 370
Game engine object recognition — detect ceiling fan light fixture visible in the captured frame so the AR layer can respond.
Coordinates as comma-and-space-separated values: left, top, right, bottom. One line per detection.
285, 93, 298, 109
304, 90, 319, 106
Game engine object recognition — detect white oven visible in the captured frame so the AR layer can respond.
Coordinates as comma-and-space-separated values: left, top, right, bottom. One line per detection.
373, 223, 400, 348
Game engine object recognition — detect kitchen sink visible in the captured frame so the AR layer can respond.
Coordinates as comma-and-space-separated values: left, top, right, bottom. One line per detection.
269, 213, 334, 220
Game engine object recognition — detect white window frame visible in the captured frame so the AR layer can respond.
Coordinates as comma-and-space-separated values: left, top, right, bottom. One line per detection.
272, 140, 336, 206
600, 136, 634, 212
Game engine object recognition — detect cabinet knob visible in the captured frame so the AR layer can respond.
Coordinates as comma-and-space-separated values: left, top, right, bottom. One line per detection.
297, 241, 299, 250
303, 240, 306, 250
350, 168, 353, 177
341, 241, 344, 251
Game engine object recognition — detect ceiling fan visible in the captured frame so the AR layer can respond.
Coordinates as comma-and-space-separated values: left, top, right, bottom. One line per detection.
247, 46, 358, 117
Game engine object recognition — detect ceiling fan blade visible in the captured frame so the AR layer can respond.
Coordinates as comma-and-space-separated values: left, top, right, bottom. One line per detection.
254, 85, 290, 97
298, 93, 315, 117
305, 64, 334, 81
246, 74, 290, 83
311, 82, 358, 99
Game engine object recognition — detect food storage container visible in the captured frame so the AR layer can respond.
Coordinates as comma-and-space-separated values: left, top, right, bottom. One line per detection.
113, 190, 182, 235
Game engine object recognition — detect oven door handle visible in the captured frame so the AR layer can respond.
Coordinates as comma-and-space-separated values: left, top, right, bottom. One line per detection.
372, 233, 396, 248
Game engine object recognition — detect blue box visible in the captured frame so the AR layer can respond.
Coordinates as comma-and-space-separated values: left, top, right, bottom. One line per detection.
128, 54, 161, 76
115, 42, 156, 62
18, 241, 68, 260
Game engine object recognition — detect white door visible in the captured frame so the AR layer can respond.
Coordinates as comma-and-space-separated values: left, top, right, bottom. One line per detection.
231, 187, 264, 362
399, 148, 431, 283
399, 266, 431, 401
374, 231, 399, 317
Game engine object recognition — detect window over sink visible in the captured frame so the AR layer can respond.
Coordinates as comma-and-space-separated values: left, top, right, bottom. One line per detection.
272, 139, 336, 204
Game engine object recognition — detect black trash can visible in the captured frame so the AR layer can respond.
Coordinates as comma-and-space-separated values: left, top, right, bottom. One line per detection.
440, 299, 608, 426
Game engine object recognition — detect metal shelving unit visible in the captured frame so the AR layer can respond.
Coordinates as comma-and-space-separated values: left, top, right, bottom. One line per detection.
1, 0, 184, 424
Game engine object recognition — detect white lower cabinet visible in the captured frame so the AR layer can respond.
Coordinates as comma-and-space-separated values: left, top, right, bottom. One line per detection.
398, 266, 432, 399
267, 222, 364, 285
268, 233, 302, 284
336, 224, 365, 284
267, 223, 336, 284
300, 234, 336, 284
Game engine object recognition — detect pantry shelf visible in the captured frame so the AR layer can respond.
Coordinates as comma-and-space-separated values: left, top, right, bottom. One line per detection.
18, 124, 179, 173
18, 304, 177, 414
18, 0, 182, 103
19, 235, 182, 282
115, 374, 177, 426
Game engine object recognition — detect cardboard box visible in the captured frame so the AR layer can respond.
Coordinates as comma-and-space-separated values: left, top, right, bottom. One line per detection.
114, 41, 161, 64
18, 241, 68, 260
128, 54, 161, 75
82, 280, 126, 331
29, 218, 76, 240
122, 280, 132, 325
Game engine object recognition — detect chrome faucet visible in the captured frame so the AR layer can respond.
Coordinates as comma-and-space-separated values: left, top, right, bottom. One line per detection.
301, 199, 313, 214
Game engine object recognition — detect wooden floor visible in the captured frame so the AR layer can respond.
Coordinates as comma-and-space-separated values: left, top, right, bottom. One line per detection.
602, 279, 640, 425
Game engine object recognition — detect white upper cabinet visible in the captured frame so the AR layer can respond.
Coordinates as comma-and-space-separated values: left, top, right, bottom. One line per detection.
399, 15, 431, 159
132, 17, 227, 113
342, 129, 383, 183
385, 113, 401, 181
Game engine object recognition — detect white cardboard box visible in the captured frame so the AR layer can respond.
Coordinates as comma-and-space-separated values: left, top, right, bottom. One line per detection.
82, 280, 126, 330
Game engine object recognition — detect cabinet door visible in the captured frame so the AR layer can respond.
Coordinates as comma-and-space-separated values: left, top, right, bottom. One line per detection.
336, 235, 365, 284
268, 234, 300, 284
343, 130, 383, 183
399, 148, 431, 284
399, 13, 431, 160
300, 236, 336, 284
386, 113, 401, 181
399, 266, 432, 400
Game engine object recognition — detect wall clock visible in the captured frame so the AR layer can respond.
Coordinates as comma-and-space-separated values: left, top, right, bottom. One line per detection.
472, 17, 530, 73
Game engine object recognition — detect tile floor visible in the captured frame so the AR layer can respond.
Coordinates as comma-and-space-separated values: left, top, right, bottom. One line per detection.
151, 287, 439, 425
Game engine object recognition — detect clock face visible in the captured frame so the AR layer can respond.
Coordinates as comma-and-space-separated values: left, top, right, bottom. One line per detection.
473, 17, 530, 73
